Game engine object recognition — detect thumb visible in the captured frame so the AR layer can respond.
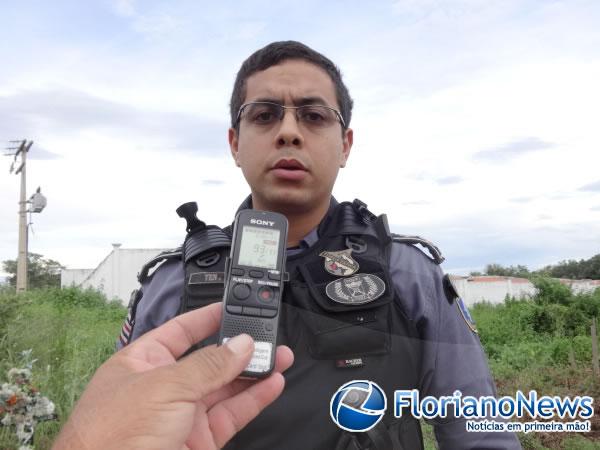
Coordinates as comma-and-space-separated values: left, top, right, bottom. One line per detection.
162, 334, 255, 400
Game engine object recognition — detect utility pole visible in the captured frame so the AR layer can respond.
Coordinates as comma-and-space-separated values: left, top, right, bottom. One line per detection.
5, 140, 46, 292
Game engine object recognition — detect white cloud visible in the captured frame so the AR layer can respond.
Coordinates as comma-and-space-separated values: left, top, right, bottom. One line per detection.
112, 0, 136, 17
132, 12, 180, 37
1, 0, 600, 275
473, 137, 555, 162
579, 180, 600, 192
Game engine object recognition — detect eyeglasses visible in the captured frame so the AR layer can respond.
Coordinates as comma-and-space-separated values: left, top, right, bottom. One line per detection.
236, 101, 346, 129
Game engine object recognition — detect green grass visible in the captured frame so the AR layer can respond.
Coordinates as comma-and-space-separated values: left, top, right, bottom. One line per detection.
1, 282, 599, 449
0, 286, 125, 449
471, 295, 600, 449
421, 420, 437, 450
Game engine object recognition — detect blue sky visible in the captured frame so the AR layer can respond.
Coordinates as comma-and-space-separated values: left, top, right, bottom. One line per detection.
1, 0, 599, 275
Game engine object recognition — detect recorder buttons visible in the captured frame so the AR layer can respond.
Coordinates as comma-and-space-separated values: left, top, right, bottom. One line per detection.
249, 270, 264, 278
258, 286, 274, 303
226, 305, 242, 314
261, 308, 277, 318
242, 306, 261, 317
233, 283, 251, 300
231, 268, 244, 276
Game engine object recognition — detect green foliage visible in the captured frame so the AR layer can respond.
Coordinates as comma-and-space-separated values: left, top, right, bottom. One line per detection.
473, 280, 598, 356
2, 280, 599, 448
471, 282, 599, 448
574, 290, 600, 317
531, 277, 573, 306
560, 435, 600, 450
0, 286, 126, 449
471, 254, 600, 280
484, 263, 531, 278
542, 255, 600, 280
2, 253, 65, 289
420, 420, 437, 450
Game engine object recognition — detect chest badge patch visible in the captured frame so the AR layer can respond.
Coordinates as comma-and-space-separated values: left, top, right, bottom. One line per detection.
325, 273, 385, 305
319, 249, 359, 276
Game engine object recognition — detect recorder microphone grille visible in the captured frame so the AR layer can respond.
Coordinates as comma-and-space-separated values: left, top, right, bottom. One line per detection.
223, 316, 274, 342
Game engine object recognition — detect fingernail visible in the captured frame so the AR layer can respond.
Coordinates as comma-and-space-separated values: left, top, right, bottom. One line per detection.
225, 334, 253, 355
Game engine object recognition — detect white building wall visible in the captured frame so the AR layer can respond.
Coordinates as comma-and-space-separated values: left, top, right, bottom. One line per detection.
453, 276, 597, 307
509, 280, 537, 300
568, 279, 600, 294
460, 279, 537, 306
464, 280, 514, 305
61, 269, 94, 287
61, 245, 168, 305
452, 276, 537, 306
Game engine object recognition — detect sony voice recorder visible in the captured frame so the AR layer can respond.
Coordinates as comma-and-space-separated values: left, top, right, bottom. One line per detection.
219, 209, 288, 378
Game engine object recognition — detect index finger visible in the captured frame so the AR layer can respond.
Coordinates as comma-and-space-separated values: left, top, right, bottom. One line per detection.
134, 302, 223, 360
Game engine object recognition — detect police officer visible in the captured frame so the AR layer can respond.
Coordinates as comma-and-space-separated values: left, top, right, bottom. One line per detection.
118, 41, 522, 450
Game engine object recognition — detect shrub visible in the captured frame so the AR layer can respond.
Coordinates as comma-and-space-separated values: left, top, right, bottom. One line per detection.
531, 276, 573, 306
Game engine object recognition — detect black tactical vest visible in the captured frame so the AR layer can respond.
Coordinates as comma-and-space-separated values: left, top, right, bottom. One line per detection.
179, 200, 424, 450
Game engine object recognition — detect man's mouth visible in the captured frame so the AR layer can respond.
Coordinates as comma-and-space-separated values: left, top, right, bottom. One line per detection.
270, 159, 309, 181
272, 159, 308, 171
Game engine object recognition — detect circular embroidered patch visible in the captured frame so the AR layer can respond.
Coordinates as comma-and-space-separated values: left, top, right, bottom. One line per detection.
325, 273, 386, 305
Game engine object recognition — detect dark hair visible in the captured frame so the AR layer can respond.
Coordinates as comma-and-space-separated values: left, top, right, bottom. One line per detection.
230, 40, 353, 130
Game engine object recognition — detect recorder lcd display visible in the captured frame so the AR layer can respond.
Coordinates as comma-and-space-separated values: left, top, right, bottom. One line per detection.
237, 225, 280, 269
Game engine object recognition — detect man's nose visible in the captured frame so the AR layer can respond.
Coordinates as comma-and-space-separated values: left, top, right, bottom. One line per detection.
275, 109, 303, 148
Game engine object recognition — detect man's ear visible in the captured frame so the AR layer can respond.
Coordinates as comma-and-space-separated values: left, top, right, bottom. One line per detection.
340, 128, 353, 168
228, 128, 241, 167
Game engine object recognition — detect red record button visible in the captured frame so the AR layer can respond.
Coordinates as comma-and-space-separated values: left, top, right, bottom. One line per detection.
258, 286, 274, 303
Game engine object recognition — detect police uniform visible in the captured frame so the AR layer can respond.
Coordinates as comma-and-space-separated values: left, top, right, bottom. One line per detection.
118, 197, 521, 450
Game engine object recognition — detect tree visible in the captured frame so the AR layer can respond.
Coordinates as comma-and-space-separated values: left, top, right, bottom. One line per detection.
2, 253, 65, 289
540, 254, 600, 279
484, 263, 531, 278
471, 254, 600, 280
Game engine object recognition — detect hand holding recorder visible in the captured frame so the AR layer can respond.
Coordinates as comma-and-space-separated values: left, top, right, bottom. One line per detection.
53, 303, 294, 450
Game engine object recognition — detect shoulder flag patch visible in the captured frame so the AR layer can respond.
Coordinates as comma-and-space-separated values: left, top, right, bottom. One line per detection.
119, 309, 135, 347
456, 298, 478, 334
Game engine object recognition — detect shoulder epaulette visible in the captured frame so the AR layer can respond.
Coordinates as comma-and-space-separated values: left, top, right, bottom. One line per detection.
137, 247, 182, 283
391, 234, 445, 265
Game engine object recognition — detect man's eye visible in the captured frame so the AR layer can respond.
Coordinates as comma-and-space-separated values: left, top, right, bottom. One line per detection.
303, 112, 325, 122
251, 109, 278, 123
300, 107, 328, 124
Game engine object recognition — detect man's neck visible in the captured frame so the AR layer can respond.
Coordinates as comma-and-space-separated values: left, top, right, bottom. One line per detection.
251, 196, 331, 247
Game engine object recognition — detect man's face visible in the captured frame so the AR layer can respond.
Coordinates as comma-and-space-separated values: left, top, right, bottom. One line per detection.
229, 59, 353, 214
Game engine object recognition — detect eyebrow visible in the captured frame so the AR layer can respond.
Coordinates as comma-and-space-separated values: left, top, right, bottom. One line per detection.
250, 96, 333, 107
295, 96, 330, 107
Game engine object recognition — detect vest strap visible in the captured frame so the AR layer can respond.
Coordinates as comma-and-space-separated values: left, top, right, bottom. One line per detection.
392, 234, 445, 264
